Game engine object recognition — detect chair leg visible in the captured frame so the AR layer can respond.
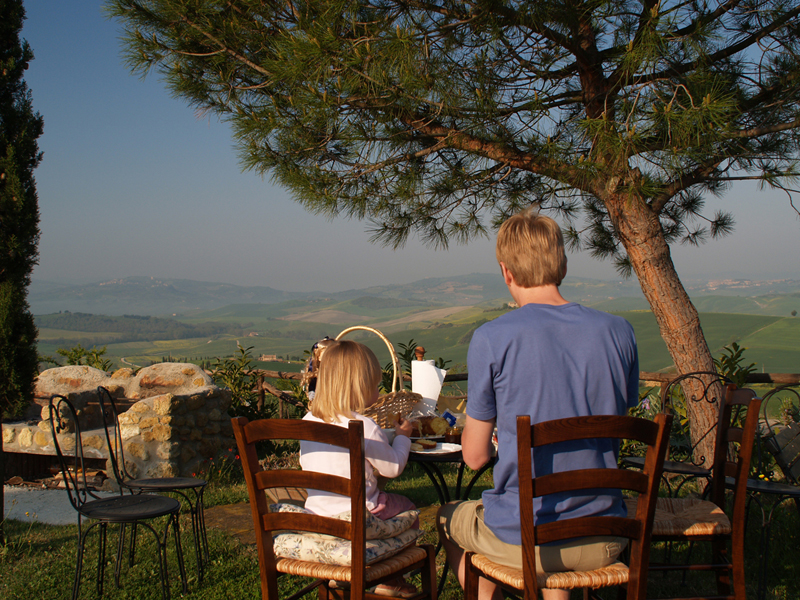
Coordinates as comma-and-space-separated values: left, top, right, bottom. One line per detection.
73, 526, 88, 600
171, 513, 188, 594
97, 523, 108, 597
115, 523, 126, 588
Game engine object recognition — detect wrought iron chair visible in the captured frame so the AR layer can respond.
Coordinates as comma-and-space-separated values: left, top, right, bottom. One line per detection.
626, 385, 762, 600
97, 385, 209, 580
232, 416, 438, 600
736, 383, 800, 599
464, 412, 672, 600
49, 394, 187, 600
625, 372, 733, 497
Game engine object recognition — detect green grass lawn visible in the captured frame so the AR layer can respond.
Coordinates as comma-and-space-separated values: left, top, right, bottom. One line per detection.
3, 463, 799, 600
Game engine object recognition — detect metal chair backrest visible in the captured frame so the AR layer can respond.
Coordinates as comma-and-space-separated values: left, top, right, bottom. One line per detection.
518, 412, 672, 600
96, 385, 133, 485
231, 417, 369, 599
758, 384, 800, 483
708, 385, 763, 530
48, 394, 109, 513
660, 371, 733, 469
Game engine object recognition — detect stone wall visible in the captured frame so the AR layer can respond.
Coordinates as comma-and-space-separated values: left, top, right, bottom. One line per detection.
2, 363, 234, 481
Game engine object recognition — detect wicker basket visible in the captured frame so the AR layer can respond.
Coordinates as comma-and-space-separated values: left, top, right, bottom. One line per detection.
334, 326, 422, 429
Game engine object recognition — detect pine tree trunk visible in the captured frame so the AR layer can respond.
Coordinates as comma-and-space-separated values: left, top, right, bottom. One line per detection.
605, 194, 719, 465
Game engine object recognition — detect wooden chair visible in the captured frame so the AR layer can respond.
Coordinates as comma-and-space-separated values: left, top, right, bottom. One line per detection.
231, 416, 437, 600
464, 412, 672, 600
626, 385, 762, 600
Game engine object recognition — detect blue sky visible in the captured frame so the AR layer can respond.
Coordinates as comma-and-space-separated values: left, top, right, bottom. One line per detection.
18, 2, 800, 293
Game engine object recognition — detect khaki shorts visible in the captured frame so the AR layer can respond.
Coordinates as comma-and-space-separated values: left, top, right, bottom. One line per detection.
438, 500, 626, 572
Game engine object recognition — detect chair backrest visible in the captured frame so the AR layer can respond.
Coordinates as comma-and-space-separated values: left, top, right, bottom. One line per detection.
659, 371, 733, 469
231, 417, 368, 599
96, 385, 132, 485
707, 385, 762, 533
517, 412, 672, 600
48, 395, 106, 512
759, 384, 800, 485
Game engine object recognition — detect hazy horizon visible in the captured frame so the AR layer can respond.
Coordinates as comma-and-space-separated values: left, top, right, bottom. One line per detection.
18, 3, 800, 294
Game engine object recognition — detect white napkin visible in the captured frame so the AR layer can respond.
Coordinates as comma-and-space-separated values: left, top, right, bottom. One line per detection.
411, 360, 447, 415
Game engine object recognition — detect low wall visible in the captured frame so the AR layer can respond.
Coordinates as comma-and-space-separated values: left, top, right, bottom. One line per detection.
2, 363, 234, 480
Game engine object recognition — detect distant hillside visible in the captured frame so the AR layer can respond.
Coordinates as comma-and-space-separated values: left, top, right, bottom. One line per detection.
29, 273, 800, 318
29, 276, 304, 316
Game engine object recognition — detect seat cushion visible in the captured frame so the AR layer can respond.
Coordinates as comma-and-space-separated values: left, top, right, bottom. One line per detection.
269, 503, 422, 566
624, 496, 731, 537
269, 503, 418, 540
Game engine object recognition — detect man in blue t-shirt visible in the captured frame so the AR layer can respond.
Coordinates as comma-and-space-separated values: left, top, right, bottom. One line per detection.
437, 210, 639, 600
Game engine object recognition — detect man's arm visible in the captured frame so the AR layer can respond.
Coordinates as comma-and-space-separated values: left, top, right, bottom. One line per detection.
461, 415, 495, 470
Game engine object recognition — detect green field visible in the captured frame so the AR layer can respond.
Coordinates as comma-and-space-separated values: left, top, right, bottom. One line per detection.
34, 299, 800, 376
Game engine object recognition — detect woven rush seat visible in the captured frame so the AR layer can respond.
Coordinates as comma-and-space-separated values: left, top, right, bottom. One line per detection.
275, 545, 429, 582
625, 497, 731, 537
470, 553, 630, 590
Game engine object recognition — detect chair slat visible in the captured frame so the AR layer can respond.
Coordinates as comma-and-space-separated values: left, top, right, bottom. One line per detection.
255, 470, 351, 497
535, 516, 642, 545
262, 512, 351, 538
531, 469, 650, 497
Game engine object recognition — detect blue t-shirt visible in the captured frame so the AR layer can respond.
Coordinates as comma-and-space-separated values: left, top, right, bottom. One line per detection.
466, 302, 639, 546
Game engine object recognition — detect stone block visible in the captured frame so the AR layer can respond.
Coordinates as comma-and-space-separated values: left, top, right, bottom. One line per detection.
190, 429, 203, 441
110, 368, 134, 379
37, 419, 51, 432
34, 431, 51, 447
184, 415, 196, 428
142, 431, 154, 443
153, 394, 176, 416
157, 442, 180, 460
180, 446, 196, 464
121, 424, 140, 440
195, 414, 208, 428
124, 459, 139, 479
131, 401, 151, 413
138, 417, 158, 429
208, 408, 222, 421
198, 438, 220, 458
119, 411, 140, 425
126, 442, 149, 461
203, 422, 220, 435
152, 424, 173, 442
58, 434, 75, 452
2, 427, 15, 444
83, 434, 106, 450
186, 394, 206, 411
18, 428, 33, 447
147, 461, 179, 478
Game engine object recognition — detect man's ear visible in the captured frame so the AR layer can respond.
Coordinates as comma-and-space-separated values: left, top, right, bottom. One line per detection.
500, 262, 514, 286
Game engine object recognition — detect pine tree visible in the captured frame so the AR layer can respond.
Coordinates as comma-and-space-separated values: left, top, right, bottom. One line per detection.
106, 0, 800, 462
0, 0, 43, 537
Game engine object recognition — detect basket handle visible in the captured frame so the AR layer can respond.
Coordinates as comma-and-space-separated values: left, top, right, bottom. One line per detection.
335, 326, 401, 393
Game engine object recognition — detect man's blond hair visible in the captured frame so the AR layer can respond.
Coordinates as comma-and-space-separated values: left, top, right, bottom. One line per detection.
496, 209, 567, 287
311, 340, 382, 423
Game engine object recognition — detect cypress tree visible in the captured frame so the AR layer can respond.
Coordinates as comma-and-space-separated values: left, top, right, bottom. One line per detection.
0, 0, 43, 536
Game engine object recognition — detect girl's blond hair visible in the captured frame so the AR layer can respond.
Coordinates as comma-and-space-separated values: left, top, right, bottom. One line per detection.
310, 340, 382, 423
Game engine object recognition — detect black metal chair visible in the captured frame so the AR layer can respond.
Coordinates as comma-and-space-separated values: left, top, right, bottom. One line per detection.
96, 385, 209, 580
625, 371, 733, 496
736, 383, 800, 599
49, 394, 187, 600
